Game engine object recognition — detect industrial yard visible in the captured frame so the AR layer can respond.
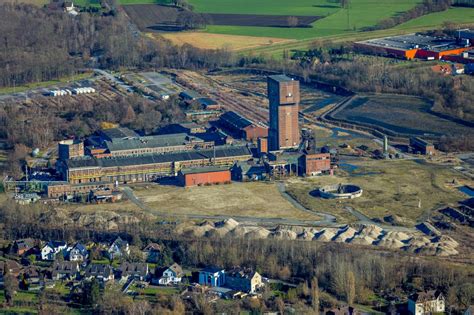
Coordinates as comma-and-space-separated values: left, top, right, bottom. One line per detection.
131, 181, 322, 222
330, 94, 474, 137
286, 159, 470, 225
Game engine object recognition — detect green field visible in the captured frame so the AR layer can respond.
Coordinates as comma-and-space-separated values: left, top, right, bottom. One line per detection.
202, 0, 418, 39
395, 7, 474, 29
188, 0, 340, 16
74, 0, 102, 8
119, 0, 172, 4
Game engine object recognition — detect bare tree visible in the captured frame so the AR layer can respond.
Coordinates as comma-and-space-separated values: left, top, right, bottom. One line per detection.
311, 276, 320, 312
346, 271, 356, 306
3, 262, 18, 306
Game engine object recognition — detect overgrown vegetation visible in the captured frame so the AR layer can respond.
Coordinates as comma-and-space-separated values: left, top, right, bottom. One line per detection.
0, 2, 231, 88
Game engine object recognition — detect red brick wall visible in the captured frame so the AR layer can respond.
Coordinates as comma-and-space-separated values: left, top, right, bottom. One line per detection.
181, 170, 231, 187
305, 153, 330, 175
258, 138, 268, 155
244, 125, 268, 141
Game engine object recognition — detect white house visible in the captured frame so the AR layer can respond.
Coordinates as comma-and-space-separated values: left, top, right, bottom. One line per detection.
67, 243, 88, 261
107, 237, 130, 260
41, 241, 67, 261
159, 263, 184, 285
408, 290, 445, 315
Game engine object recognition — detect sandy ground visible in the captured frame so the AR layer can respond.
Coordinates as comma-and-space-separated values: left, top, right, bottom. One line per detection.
157, 32, 294, 51
132, 181, 321, 221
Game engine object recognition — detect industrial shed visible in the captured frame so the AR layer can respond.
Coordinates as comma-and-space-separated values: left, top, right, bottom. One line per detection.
219, 111, 268, 141
178, 167, 231, 187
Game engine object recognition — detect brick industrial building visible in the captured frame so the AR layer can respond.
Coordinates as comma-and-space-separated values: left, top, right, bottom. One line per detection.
58, 140, 84, 160
57, 145, 252, 184
268, 75, 300, 151
178, 167, 231, 187
302, 153, 331, 176
354, 33, 473, 60
219, 111, 268, 142
410, 137, 435, 155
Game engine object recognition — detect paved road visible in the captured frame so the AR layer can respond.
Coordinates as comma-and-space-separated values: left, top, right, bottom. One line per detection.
275, 181, 337, 226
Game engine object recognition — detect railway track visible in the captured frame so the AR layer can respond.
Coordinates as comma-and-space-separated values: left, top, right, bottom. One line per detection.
175, 70, 269, 124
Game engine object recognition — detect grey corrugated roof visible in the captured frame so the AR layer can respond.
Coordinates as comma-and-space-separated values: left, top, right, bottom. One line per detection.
220, 111, 253, 130
180, 166, 229, 175
66, 146, 251, 170
100, 128, 139, 140
268, 74, 293, 83
106, 133, 200, 152
180, 90, 203, 100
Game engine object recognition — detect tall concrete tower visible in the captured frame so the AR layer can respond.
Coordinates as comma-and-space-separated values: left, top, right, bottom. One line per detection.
267, 75, 300, 151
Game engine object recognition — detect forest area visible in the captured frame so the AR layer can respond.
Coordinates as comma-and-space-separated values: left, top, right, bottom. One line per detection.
0, 2, 231, 88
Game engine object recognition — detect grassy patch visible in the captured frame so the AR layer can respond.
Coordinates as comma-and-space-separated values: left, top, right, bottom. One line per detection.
0, 72, 93, 95
286, 159, 467, 225
4, 0, 49, 5
395, 7, 474, 29
16, 290, 39, 303
188, 0, 340, 16
74, 0, 102, 8
133, 181, 321, 221
119, 0, 172, 4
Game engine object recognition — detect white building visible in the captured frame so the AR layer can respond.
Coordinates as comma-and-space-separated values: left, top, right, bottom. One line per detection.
41, 241, 68, 260
158, 263, 183, 285
408, 290, 445, 315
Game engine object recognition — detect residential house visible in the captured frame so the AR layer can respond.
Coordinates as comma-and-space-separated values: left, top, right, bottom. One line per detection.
465, 305, 474, 315
11, 238, 36, 256
51, 261, 80, 280
41, 241, 67, 261
19, 266, 41, 285
225, 268, 263, 293
0, 260, 22, 286
0, 260, 22, 277
142, 243, 161, 263
408, 290, 445, 315
68, 243, 88, 261
118, 262, 149, 281
325, 306, 361, 315
158, 263, 184, 285
107, 237, 130, 260
199, 267, 225, 287
84, 264, 114, 282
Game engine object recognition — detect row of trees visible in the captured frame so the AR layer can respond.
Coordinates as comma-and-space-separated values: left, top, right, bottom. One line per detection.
367, 0, 453, 31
